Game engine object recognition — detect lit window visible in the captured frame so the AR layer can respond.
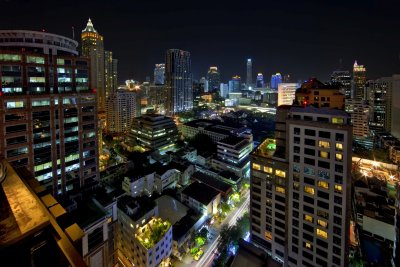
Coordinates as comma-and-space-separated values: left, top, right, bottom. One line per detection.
317, 229, 328, 239
293, 182, 299, 190
335, 184, 342, 193
332, 117, 344, 124
318, 181, 329, 189
304, 242, 312, 250
275, 169, 286, 178
319, 151, 329, 159
304, 214, 313, 223
336, 153, 343, 161
27, 56, 45, 64
317, 219, 328, 228
304, 186, 315, 195
264, 166, 273, 174
336, 143, 343, 151
252, 163, 261, 170
275, 186, 285, 194
265, 231, 272, 241
319, 141, 330, 148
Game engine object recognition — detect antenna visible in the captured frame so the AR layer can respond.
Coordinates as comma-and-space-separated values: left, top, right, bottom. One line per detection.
72, 26, 75, 40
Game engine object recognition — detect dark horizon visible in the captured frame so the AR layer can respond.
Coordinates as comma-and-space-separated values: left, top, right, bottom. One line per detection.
1, 0, 400, 83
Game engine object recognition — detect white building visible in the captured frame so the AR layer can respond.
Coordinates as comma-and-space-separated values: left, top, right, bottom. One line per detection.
345, 99, 370, 138
277, 83, 299, 106
106, 88, 141, 133
181, 181, 221, 216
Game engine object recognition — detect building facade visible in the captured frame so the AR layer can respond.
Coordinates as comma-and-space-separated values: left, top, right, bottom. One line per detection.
154, 63, 165, 85
207, 66, 220, 91
271, 73, 282, 89
229, 75, 241, 93
165, 49, 192, 115
330, 70, 351, 99
352, 60, 366, 100
277, 83, 299, 106
246, 59, 253, 87
345, 99, 370, 138
256, 73, 264, 88
104, 50, 118, 98
0, 30, 99, 196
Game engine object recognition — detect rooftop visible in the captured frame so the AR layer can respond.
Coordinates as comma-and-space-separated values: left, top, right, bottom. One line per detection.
172, 211, 203, 241
135, 217, 171, 249
192, 171, 232, 194
117, 195, 157, 222
154, 195, 189, 225
219, 136, 247, 147
289, 105, 350, 117
181, 181, 220, 205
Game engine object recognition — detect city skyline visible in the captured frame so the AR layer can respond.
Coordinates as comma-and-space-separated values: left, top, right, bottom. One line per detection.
1, 0, 400, 82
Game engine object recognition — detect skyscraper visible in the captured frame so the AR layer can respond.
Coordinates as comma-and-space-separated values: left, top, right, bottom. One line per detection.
207, 66, 220, 91
330, 70, 351, 99
250, 105, 352, 267
81, 18, 105, 111
271, 73, 282, 89
104, 50, 118, 97
165, 49, 193, 115
0, 30, 99, 196
229, 75, 241, 93
154, 63, 165, 85
256, 73, 264, 88
199, 77, 209, 92
352, 60, 366, 100
247, 58, 253, 87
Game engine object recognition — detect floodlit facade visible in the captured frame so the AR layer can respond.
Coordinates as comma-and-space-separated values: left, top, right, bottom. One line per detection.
246, 59, 253, 87
165, 49, 192, 115
345, 99, 370, 138
0, 30, 99, 196
229, 75, 241, 93
271, 73, 282, 89
278, 83, 299, 106
352, 60, 366, 100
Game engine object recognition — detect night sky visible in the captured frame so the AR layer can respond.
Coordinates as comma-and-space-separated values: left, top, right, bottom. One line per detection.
1, 0, 400, 83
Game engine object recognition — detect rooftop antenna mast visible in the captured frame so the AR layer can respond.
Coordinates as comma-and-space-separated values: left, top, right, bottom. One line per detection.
72, 26, 75, 40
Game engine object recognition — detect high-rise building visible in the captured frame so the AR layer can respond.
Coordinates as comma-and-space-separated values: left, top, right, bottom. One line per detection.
207, 66, 220, 91
256, 73, 264, 88
106, 88, 141, 134
247, 58, 253, 87
229, 75, 241, 93
352, 60, 366, 100
0, 30, 99, 196
345, 99, 370, 138
220, 83, 229, 98
199, 77, 209, 93
330, 70, 351, 99
104, 50, 118, 97
165, 49, 192, 115
154, 63, 165, 85
391, 75, 400, 140
277, 83, 300, 106
250, 106, 352, 267
81, 18, 105, 112
271, 73, 282, 89
295, 78, 345, 109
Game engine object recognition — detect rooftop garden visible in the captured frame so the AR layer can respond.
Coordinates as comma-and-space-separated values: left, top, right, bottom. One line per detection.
254, 138, 276, 157
135, 217, 171, 249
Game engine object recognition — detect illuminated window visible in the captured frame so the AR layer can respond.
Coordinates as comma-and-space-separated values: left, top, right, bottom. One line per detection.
317, 219, 328, 228
318, 181, 329, 189
304, 214, 313, 223
265, 231, 272, 241
335, 184, 342, 193
317, 229, 328, 239
336, 143, 343, 151
275, 186, 285, 194
275, 169, 286, 178
332, 117, 344, 124
336, 153, 343, 161
319, 151, 329, 159
319, 141, 330, 148
264, 166, 273, 174
252, 163, 261, 170
304, 186, 315, 195
57, 58, 65, 65
27, 56, 45, 64
0, 54, 21, 61
304, 242, 312, 250
293, 182, 299, 190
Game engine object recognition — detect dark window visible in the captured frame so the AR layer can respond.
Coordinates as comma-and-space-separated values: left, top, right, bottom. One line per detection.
318, 160, 330, 169
304, 177, 315, 185
303, 232, 313, 242
316, 258, 328, 267
333, 256, 341, 266
303, 250, 313, 261
289, 257, 297, 265
304, 195, 314, 205
316, 248, 328, 258
292, 245, 298, 254
318, 190, 330, 200
336, 133, 344, 141
316, 238, 328, 248
319, 131, 331, 139
304, 148, 315, 156
304, 116, 313, 121
303, 205, 314, 213
303, 223, 314, 233
305, 129, 316, 136
317, 200, 329, 210
304, 157, 315, 165
305, 138, 316, 146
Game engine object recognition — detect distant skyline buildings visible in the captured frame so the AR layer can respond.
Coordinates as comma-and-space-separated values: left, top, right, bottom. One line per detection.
229, 75, 241, 93
207, 66, 221, 91
154, 63, 165, 85
165, 49, 193, 115
352, 60, 367, 100
331, 70, 352, 99
271, 73, 282, 89
246, 58, 253, 87
256, 73, 264, 88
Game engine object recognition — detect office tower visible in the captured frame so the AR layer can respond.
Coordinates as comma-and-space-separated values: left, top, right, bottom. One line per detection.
277, 83, 300, 106
0, 30, 99, 196
165, 49, 192, 115
229, 75, 241, 93
247, 58, 253, 87
271, 73, 282, 89
141, 83, 168, 114
330, 70, 351, 99
199, 77, 209, 92
207, 66, 220, 91
128, 114, 178, 151
250, 106, 352, 267
81, 18, 105, 112
220, 83, 229, 98
295, 78, 345, 109
352, 60, 366, 100
106, 88, 141, 134
104, 50, 118, 97
391, 75, 400, 139
366, 76, 397, 132
154, 63, 165, 85
256, 73, 264, 88
345, 99, 370, 138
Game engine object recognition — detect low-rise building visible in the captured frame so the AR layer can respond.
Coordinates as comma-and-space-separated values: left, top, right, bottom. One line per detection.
181, 181, 221, 216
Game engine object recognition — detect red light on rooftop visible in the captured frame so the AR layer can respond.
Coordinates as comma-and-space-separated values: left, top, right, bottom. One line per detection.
92, 88, 97, 93
0, 92, 3, 97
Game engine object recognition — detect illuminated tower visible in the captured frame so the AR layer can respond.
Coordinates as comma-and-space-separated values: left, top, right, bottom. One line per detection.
271, 73, 282, 89
165, 49, 192, 116
256, 73, 264, 88
207, 66, 220, 91
81, 18, 105, 112
246, 58, 253, 87
104, 50, 118, 97
352, 60, 366, 100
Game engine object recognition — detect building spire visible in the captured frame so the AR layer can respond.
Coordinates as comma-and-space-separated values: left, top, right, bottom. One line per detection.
82, 18, 97, 33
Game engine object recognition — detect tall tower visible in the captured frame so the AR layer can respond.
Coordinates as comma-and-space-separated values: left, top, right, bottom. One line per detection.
165, 49, 192, 116
154, 63, 165, 85
256, 73, 264, 88
271, 73, 282, 89
352, 60, 366, 100
207, 66, 220, 91
104, 50, 118, 98
246, 58, 253, 87
81, 18, 105, 112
